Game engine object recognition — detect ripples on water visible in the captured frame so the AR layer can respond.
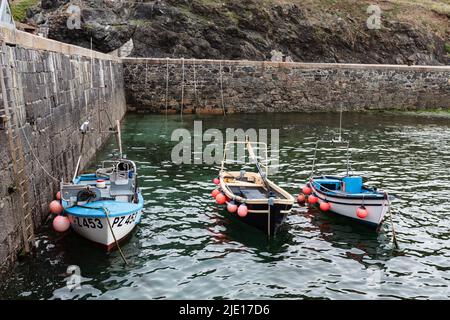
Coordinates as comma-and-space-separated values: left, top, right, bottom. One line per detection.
1, 112, 449, 300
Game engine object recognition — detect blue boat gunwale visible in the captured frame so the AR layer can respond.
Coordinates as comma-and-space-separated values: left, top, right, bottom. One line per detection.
63, 193, 144, 218
310, 175, 386, 200
62, 173, 144, 218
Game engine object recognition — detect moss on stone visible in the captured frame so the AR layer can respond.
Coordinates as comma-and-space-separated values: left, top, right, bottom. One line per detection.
11, 0, 38, 23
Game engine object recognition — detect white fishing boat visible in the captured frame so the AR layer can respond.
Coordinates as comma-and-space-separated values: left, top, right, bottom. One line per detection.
298, 109, 392, 229
59, 121, 144, 250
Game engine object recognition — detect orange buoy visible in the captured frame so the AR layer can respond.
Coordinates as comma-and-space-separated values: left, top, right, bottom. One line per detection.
49, 200, 63, 215
56, 191, 61, 200
302, 186, 312, 195
297, 193, 306, 203
215, 193, 226, 205
213, 178, 220, 185
237, 204, 248, 217
211, 189, 220, 198
356, 206, 368, 219
307, 195, 318, 205
320, 201, 331, 211
53, 215, 70, 232
227, 202, 238, 213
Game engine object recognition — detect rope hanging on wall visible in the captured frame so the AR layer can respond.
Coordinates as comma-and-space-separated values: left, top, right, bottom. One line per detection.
193, 58, 198, 109
165, 58, 169, 117
181, 57, 185, 118
219, 60, 226, 116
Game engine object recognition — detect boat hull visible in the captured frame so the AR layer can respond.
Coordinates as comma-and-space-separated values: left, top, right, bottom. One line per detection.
66, 210, 142, 249
228, 201, 292, 235
311, 183, 388, 227
62, 192, 144, 249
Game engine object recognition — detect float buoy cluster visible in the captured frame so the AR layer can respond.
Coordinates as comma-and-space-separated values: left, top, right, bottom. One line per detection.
297, 184, 330, 211
297, 185, 311, 204
50, 192, 70, 233
212, 178, 248, 218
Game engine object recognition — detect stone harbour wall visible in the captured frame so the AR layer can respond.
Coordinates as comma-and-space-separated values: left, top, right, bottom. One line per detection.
0, 27, 126, 275
122, 58, 450, 113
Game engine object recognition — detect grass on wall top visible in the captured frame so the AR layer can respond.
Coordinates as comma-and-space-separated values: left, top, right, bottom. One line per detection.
10, 0, 39, 23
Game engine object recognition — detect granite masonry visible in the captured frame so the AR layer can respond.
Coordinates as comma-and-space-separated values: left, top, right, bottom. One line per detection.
0, 27, 126, 276
122, 58, 450, 114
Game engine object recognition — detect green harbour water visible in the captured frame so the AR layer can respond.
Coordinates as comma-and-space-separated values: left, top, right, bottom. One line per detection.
1, 112, 450, 299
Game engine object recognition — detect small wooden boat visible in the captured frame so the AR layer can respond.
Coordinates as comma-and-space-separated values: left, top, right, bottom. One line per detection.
300, 139, 390, 228
60, 121, 144, 249
215, 139, 294, 236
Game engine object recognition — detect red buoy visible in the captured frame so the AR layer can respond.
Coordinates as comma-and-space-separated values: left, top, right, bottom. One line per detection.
320, 201, 331, 211
213, 178, 220, 185
302, 186, 312, 195
297, 193, 306, 203
53, 215, 70, 232
227, 202, 238, 213
307, 195, 318, 205
237, 204, 248, 217
56, 191, 61, 200
49, 200, 63, 215
215, 193, 226, 205
211, 189, 220, 198
356, 206, 368, 219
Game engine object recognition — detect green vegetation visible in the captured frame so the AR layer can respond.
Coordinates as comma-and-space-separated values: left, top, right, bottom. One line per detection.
10, 0, 38, 23
445, 43, 450, 54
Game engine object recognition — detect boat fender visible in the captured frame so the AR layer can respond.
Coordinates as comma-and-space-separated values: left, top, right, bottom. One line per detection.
237, 204, 248, 217
212, 189, 220, 198
215, 193, 226, 205
302, 186, 312, 195
49, 200, 63, 215
320, 201, 331, 211
297, 193, 306, 203
227, 201, 238, 213
53, 215, 70, 232
356, 206, 368, 219
307, 195, 318, 205
213, 177, 220, 185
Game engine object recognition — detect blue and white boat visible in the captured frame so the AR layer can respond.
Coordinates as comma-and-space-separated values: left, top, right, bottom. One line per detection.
60, 121, 144, 249
307, 175, 389, 228
302, 138, 390, 228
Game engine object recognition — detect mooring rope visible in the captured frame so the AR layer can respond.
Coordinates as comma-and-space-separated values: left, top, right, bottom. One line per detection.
385, 192, 399, 249
219, 60, 226, 116
181, 57, 185, 118
193, 58, 198, 109
165, 58, 169, 117
76, 205, 129, 265
20, 126, 60, 182
145, 60, 148, 89
103, 206, 129, 265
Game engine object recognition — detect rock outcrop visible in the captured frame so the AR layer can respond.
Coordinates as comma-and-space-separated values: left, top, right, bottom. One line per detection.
23, 0, 450, 65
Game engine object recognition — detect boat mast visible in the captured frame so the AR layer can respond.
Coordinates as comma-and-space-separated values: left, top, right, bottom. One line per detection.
116, 120, 123, 159
72, 121, 90, 183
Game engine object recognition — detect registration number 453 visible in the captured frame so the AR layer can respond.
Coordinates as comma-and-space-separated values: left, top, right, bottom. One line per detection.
74, 213, 138, 229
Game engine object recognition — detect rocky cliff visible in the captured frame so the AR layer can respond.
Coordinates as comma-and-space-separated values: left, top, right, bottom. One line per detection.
20, 0, 450, 65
